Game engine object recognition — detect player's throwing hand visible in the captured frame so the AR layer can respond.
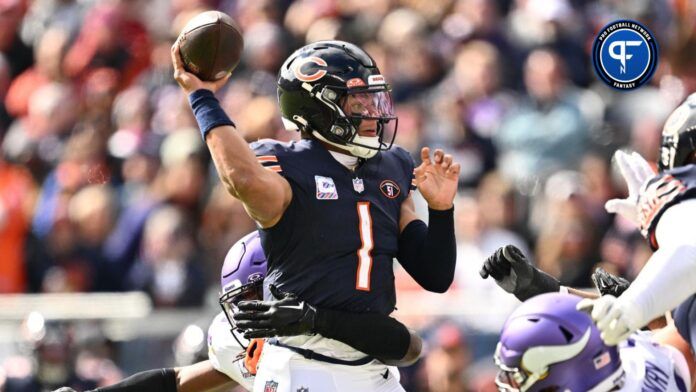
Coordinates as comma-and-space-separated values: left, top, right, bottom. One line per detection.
414, 147, 460, 210
171, 42, 230, 95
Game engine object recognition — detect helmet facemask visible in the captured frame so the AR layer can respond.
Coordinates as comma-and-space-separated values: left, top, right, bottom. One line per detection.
298, 81, 398, 159
494, 358, 531, 392
219, 276, 264, 349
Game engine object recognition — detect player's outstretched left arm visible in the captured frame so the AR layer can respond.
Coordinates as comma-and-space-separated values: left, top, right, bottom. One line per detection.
53, 361, 236, 392
480, 245, 562, 301
480, 245, 630, 300
233, 285, 422, 366
396, 147, 460, 293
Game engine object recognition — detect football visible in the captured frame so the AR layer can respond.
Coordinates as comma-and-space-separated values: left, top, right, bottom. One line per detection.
177, 11, 244, 81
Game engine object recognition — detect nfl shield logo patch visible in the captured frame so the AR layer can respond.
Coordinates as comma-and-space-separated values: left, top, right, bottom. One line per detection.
264, 380, 279, 392
315, 175, 338, 200
352, 177, 364, 193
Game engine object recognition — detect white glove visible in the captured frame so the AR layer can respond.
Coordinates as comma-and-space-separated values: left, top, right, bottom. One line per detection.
605, 150, 654, 226
576, 295, 643, 346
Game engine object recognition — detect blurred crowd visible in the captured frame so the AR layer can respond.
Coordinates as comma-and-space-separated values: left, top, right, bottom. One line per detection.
1, 0, 696, 390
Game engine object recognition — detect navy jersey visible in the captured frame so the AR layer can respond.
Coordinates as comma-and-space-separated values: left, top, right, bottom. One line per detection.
637, 164, 696, 250
251, 138, 416, 315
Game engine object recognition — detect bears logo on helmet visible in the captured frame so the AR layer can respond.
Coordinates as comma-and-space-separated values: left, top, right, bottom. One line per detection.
293, 57, 327, 82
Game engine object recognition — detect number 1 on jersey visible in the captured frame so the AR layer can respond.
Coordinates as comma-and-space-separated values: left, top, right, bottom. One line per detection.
356, 202, 373, 291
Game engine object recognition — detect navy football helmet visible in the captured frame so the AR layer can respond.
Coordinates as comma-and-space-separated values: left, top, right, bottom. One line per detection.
659, 93, 696, 171
219, 231, 267, 347
277, 40, 397, 159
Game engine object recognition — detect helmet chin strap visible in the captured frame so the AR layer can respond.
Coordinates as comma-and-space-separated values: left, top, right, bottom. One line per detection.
312, 131, 380, 159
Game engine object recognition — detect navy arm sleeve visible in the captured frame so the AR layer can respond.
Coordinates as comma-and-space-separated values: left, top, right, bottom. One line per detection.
314, 309, 411, 360
396, 207, 456, 293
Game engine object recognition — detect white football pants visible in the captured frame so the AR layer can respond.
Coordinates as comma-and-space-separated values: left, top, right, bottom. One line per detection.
253, 342, 404, 392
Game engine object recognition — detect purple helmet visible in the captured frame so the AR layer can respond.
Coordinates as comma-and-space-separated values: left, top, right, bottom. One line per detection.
495, 293, 623, 392
219, 231, 267, 334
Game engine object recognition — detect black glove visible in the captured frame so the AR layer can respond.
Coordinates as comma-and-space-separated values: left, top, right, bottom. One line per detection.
233, 284, 317, 339
591, 267, 631, 297
479, 245, 560, 301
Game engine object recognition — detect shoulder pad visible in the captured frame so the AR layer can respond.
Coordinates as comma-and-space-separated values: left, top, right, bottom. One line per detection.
250, 139, 295, 174
387, 145, 416, 191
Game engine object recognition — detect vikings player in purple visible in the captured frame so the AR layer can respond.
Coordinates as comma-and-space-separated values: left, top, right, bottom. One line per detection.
494, 293, 690, 391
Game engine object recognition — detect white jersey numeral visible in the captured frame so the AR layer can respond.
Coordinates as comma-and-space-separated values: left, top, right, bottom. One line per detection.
356, 202, 374, 291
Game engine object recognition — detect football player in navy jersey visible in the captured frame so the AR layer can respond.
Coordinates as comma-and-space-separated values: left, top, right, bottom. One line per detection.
172, 40, 458, 391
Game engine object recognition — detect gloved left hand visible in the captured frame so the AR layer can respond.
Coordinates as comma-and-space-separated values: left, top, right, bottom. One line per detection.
591, 267, 631, 297
233, 284, 317, 338
480, 245, 560, 301
577, 294, 643, 346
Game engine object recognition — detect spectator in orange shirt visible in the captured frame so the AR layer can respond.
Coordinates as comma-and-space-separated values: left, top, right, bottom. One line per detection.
0, 156, 35, 292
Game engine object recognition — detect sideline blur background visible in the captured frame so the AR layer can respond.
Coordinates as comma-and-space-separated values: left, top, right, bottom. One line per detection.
0, 0, 695, 390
